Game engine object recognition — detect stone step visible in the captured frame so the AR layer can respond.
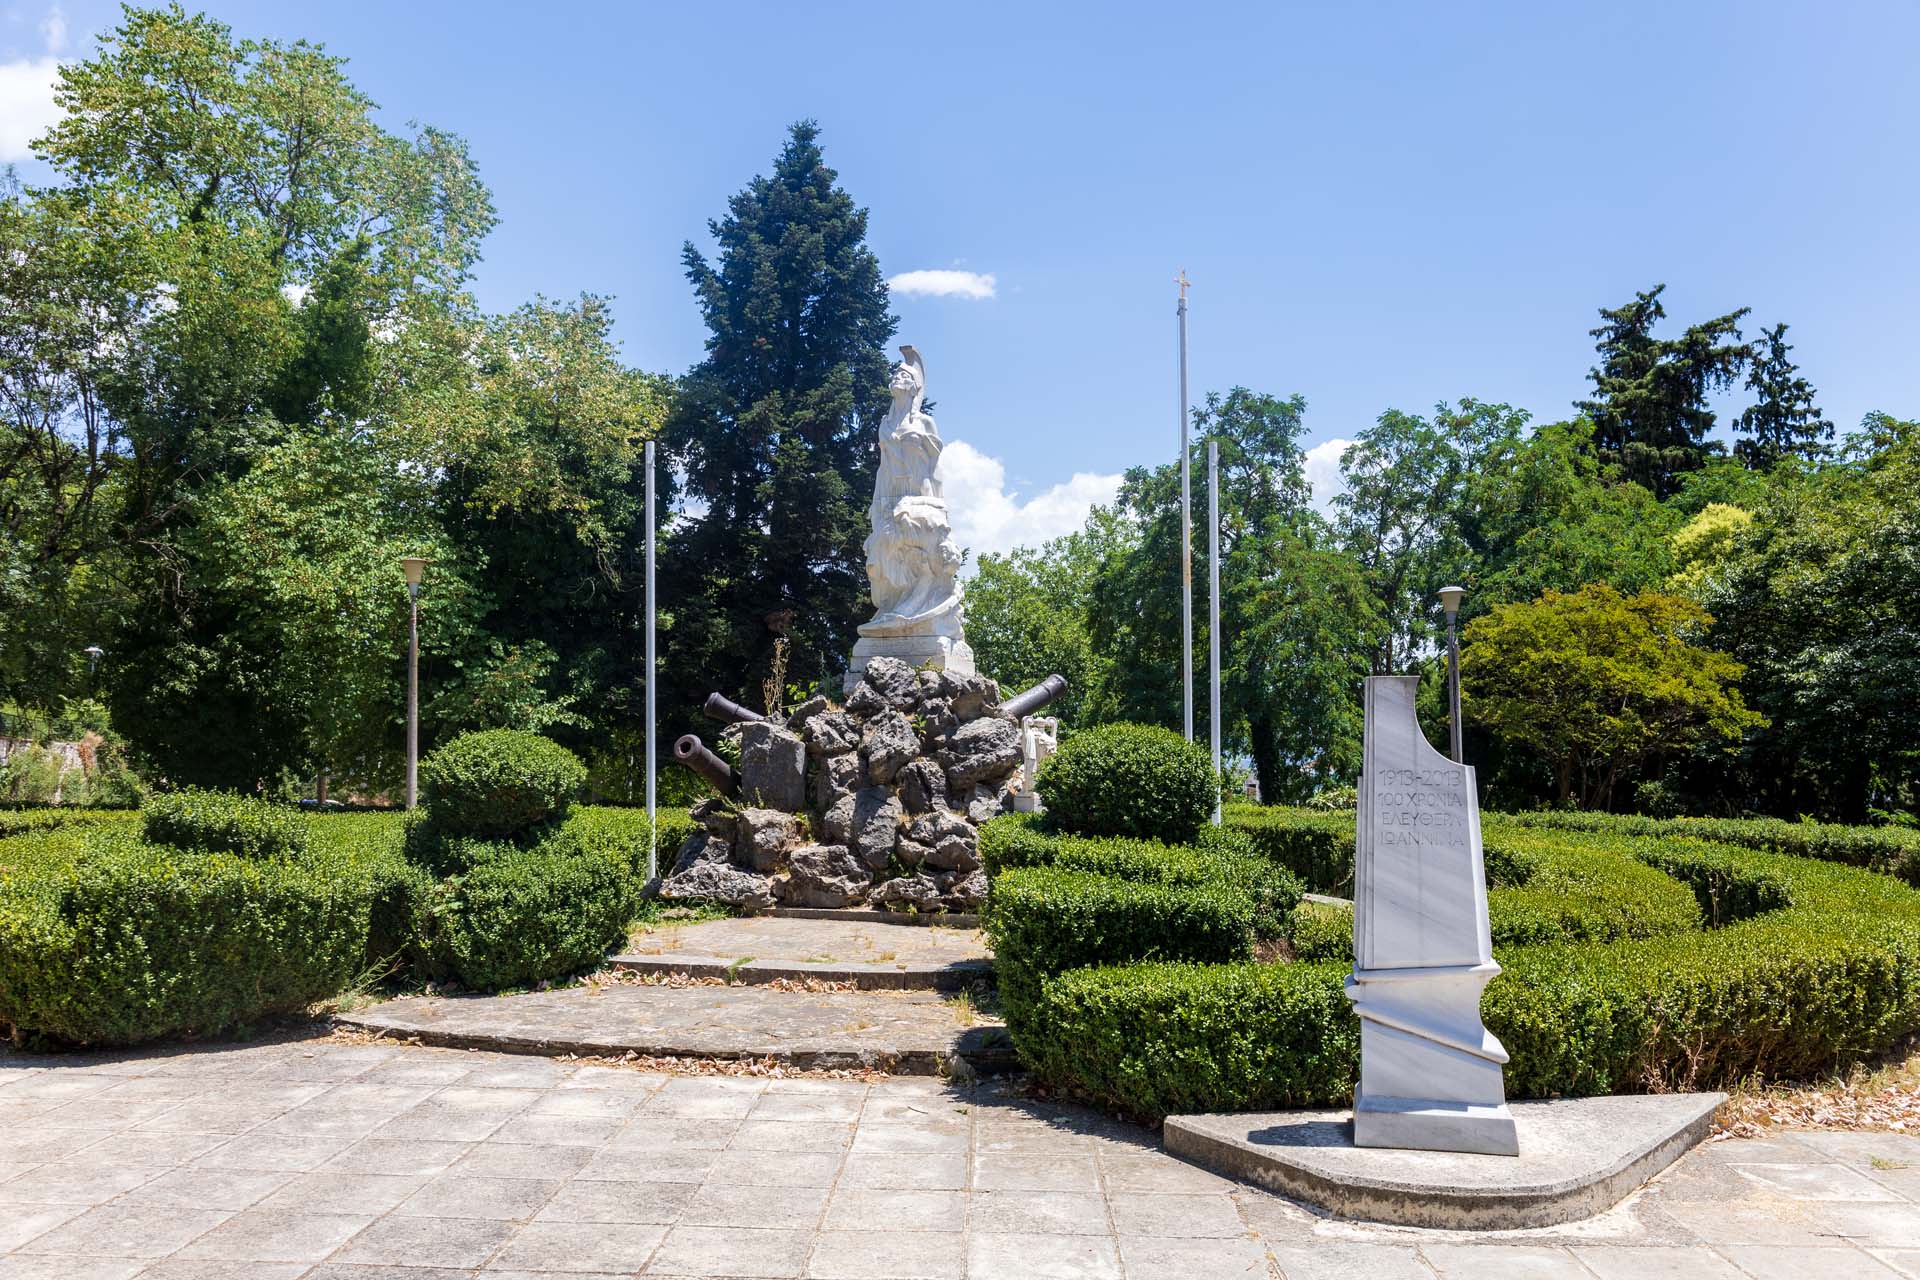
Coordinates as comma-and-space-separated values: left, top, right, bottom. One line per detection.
620, 912, 993, 992
336, 984, 1014, 1075
607, 951, 992, 991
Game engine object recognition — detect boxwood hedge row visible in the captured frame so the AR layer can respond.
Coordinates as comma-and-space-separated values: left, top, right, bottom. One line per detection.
1007, 807, 1920, 1120
0, 801, 697, 1046
979, 812, 1303, 939
1498, 808, 1920, 886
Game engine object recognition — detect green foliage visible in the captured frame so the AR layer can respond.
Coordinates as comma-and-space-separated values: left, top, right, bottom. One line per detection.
1501, 808, 1920, 887
1286, 900, 1352, 962
1334, 399, 1528, 673
0, 747, 67, 805
418, 730, 586, 838
1735, 323, 1832, 470
1088, 389, 1374, 802
979, 814, 1302, 940
1576, 284, 1751, 497
1020, 826, 1920, 1118
1028, 960, 1358, 1120
0, 819, 406, 1045
967, 520, 1120, 727
1668, 502, 1753, 596
1700, 415, 1920, 821
661, 121, 896, 723
143, 789, 310, 860
1462, 584, 1763, 808
984, 865, 1254, 1052
407, 809, 645, 990
1220, 803, 1357, 894
1038, 723, 1217, 845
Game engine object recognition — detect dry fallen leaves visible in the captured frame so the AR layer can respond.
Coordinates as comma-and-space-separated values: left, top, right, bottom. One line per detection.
1715, 1042, 1920, 1138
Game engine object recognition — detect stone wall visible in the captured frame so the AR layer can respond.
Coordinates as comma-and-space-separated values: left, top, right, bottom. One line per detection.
660, 657, 1024, 913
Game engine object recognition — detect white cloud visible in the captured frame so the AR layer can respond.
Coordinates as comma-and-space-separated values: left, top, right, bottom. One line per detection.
937, 439, 1121, 564
1, 9, 66, 162
40, 7, 67, 54
889, 269, 997, 300
280, 282, 311, 308
1304, 437, 1352, 516
0, 54, 60, 161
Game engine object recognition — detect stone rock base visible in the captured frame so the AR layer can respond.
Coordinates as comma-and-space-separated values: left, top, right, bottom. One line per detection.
1163, 1092, 1724, 1230
847, 633, 975, 691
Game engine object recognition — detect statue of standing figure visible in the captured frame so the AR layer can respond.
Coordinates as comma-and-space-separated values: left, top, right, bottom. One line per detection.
849, 345, 975, 685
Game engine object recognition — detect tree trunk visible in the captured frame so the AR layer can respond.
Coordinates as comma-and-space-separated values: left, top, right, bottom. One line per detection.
1249, 713, 1284, 807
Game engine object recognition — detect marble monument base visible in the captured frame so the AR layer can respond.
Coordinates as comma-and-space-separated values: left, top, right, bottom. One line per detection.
847, 632, 975, 691
1353, 1095, 1519, 1157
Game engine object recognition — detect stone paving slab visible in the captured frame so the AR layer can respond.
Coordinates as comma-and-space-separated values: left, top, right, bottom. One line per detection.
1166, 1092, 1724, 1229
336, 985, 1013, 1073
2, 1034, 1918, 1277
616, 915, 993, 990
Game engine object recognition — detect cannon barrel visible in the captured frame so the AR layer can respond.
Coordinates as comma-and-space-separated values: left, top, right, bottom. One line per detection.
673, 734, 741, 798
999, 674, 1069, 720
702, 692, 768, 725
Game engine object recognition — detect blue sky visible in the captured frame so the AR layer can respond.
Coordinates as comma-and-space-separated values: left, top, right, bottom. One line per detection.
5, 1, 1917, 558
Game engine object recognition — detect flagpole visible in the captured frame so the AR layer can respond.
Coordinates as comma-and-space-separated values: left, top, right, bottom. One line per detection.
1177, 270, 1193, 743
1208, 436, 1222, 824
645, 440, 658, 880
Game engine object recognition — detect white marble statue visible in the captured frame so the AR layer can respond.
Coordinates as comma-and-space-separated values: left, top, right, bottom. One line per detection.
1346, 674, 1518, 1156
1011, 715, 1059, 814
849, 345, 975, 685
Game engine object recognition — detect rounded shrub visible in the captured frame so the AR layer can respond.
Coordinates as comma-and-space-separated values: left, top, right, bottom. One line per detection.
419, 730, 586, 838
408, 816, 642, 990
1038, 723, 1217, 844
143, 788, 310, 860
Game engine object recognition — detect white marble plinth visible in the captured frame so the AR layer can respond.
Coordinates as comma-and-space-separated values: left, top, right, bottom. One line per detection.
1353, 1097, 1519, 1157
846, 632, 974, 691
1010, 792, 1043, 814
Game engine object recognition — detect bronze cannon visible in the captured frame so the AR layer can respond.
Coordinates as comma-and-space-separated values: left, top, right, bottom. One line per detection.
673, 733, 741, 798
999, 673, 1068, 720
702, 692, 767, 725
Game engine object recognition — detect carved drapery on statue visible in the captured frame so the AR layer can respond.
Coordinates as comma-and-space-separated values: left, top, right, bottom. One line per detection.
849, 345, 975, 685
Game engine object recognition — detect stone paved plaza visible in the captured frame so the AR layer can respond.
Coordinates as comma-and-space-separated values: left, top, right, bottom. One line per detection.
2, 1033, 1918, 1279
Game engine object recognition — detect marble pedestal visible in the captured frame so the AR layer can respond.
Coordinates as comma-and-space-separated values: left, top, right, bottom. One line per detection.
846, 632, 975, 691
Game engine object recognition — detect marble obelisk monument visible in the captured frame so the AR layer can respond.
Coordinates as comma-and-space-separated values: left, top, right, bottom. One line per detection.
848, 345, 975, 687
1346, 674, 1518, 1156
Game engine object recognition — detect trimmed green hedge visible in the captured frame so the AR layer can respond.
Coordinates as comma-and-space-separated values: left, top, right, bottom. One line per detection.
1016, 826, 1920, 1119
1220, 803, 1356, 894
1038, 723, 1218, 845
0, 816, 408, 1045
986, 865, 1253, 1051
419, 729, 586, 838
980, 812, 1302, 940
1500, 809, 1920, 886
0, 808, 141, 837
143, 789, 309, 860
1030, 960, 1358, 1119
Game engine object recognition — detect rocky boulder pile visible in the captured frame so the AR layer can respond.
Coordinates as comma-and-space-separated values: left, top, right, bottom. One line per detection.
660, 658, 1024, 913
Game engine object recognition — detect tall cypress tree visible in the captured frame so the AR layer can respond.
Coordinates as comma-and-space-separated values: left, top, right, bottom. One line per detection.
1734, 323, 1832, 469
661, 122, 896, 721
1576, 284, 1749, 497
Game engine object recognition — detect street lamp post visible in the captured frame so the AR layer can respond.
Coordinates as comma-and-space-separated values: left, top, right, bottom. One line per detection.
1439, 586, 1466, 764
402, 557, 428, 809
